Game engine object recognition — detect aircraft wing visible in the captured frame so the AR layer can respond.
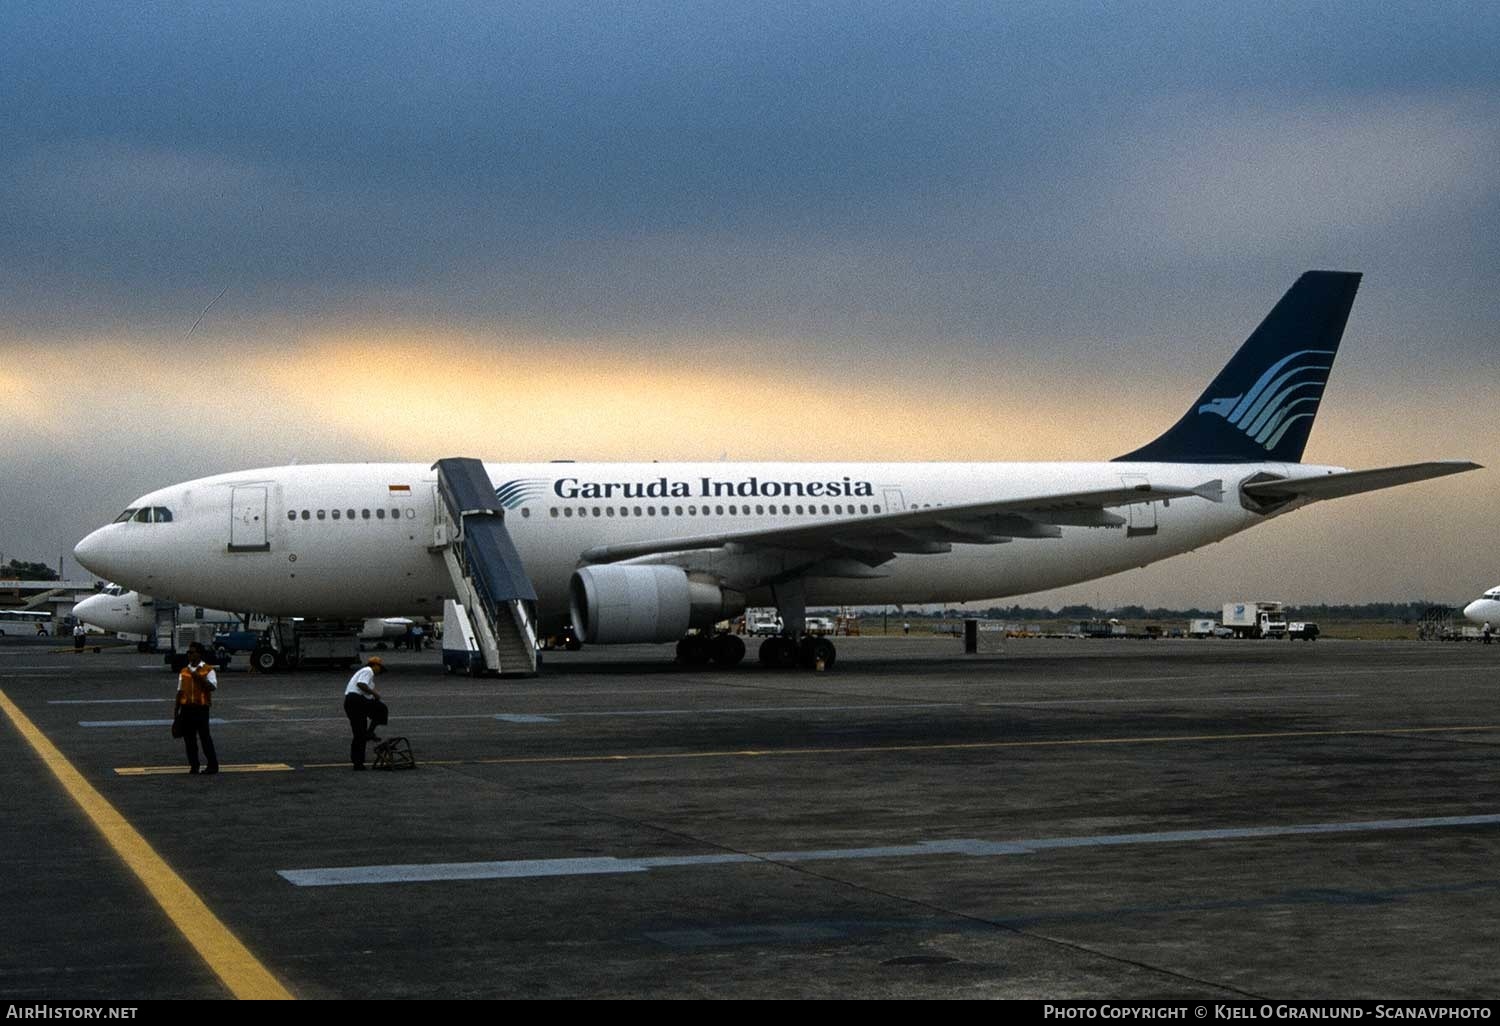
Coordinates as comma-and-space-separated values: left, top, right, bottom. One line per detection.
579, 479, 1225, 566
1241, 461, 1481, 503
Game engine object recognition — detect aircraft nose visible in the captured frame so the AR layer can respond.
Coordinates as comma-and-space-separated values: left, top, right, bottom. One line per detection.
73, 528, 117, 579
72, 592, 106, 625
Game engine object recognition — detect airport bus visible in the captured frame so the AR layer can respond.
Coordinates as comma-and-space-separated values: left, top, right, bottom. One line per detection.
0, 610, 54, 636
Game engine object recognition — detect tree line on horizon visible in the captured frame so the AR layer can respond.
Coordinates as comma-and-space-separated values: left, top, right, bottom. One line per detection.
1, 560, 61, 582
878, 601, 1449, 622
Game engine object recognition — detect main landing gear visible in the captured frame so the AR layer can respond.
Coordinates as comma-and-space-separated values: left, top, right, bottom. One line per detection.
676, 632, 747, 667
758, 635, 837, 670
674, 631, 834, 670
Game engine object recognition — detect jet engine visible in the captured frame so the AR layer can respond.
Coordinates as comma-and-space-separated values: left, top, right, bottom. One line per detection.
569, 565, 745, 644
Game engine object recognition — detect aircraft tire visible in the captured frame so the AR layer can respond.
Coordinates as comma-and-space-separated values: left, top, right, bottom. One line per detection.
676, 634, 713, 666
710, 633, 746, 667
797, 637, 837, 670
758, 636, 799, 669
250, 646, 281, 674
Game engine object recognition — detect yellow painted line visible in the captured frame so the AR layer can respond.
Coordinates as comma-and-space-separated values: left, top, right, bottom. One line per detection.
162, 723, 1500, 775
0, 688, 293, 1000
115, 763, 294, 777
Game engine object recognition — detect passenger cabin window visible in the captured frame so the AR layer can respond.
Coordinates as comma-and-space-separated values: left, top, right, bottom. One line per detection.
376, 509, 386, 519
287, 511, 296, 521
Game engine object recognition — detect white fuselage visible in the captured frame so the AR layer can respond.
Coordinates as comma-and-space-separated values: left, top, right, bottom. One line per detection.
73, 459, 1330, 632
1463, 589, 1500, 627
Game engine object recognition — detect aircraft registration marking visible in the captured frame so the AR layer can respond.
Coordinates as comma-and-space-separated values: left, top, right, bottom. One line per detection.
0, 688, 293, 999
278, 811, 1500, 887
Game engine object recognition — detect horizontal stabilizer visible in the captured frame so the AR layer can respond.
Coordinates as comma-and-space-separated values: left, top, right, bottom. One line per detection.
1241, 461, 1482, 503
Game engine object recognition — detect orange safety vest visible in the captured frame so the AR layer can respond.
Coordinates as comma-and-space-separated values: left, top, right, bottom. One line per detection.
177, 663, 215, 707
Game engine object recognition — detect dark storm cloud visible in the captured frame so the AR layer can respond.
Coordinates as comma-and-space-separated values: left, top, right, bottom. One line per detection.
3, 1, 1498, 352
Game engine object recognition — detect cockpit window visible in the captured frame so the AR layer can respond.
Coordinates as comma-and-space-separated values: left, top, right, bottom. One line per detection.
133, 508, 153, 523
153, 507, 173, 523
127, 507, 174, 524
113, 508, 138, 524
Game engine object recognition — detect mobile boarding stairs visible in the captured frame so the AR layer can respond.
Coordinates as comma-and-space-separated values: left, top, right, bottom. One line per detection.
432, 457, 540, 677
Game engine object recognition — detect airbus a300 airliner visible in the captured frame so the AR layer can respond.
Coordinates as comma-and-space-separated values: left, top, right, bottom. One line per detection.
73, 272, 1480, 671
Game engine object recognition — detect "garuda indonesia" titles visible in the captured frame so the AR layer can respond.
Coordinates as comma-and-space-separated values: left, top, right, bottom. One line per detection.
553, 476, 877, 500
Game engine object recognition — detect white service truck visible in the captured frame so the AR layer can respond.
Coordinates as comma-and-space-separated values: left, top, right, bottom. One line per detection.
746, 609, 783, 636
1222, 601, 1288, 639
1187, 618, 1217, 638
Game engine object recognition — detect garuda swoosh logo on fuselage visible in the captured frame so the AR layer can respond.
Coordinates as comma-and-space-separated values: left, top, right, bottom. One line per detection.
1197, 348, 1335, 450
494, 478, 550, 509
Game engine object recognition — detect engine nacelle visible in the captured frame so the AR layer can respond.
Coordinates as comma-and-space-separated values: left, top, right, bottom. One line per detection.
569, 565, 745, 644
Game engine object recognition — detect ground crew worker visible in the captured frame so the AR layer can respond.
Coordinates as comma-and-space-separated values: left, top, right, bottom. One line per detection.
1485, 622, 1493, 646
175, 643, 219, 775
73, 623, 86, 651
344, 656, 386, 771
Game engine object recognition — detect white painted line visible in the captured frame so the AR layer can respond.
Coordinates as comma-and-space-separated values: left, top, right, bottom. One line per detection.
278, 812, 1500, 886
980, 692, 1361, 707
495, 714, 560, 723
553, 703, 959, 718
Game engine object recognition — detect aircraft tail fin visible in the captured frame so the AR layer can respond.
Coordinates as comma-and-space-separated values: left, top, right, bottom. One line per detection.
1115, 271, 1362, 463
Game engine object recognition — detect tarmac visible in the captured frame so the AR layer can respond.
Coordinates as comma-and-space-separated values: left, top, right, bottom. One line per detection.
1, 634, 1498, 999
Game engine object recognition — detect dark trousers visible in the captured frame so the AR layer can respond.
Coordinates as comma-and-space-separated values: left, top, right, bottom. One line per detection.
180, 704, 217, 772
345, 693, 375, 767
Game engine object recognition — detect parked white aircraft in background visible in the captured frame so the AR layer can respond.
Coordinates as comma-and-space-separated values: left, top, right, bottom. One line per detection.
1463, 587, 1500, 628
73, 272, 1480, 670
72, 586, 412, 644
74, 585, 163, 636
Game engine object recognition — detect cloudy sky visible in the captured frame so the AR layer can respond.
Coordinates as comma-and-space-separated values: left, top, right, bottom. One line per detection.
1, 1, 1495, 608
